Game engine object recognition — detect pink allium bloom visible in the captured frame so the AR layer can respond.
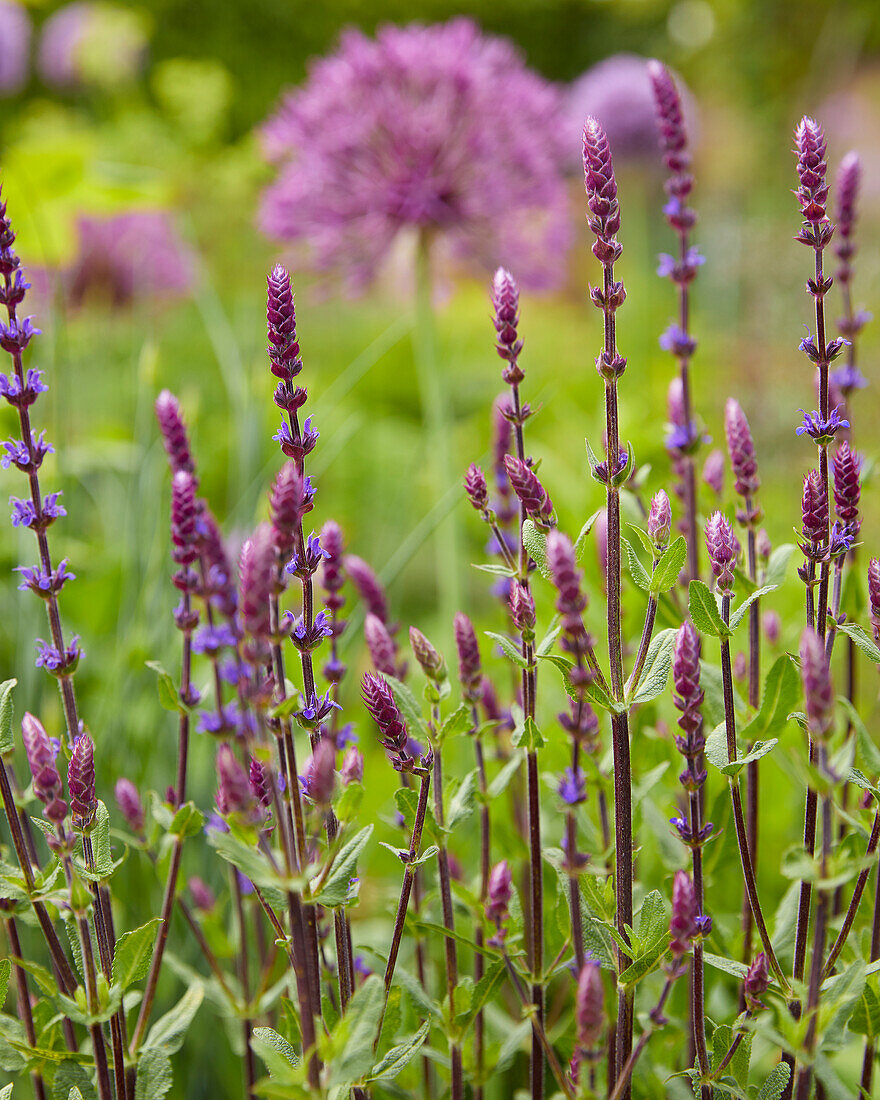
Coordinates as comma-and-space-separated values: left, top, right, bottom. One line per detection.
259, 18, 571, 291
66, 211, 195, 306
565, 54, 660, 168
38, 2, 147, 90
0, 2, 31, 94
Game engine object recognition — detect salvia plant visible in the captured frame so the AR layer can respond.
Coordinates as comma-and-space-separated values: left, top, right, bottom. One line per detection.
2, 57, 880, 1100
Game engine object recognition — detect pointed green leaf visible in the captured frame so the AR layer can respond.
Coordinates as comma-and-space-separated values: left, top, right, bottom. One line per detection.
330, 974, 384, 1086
621, 538, 650, 591
311, 825, 374, 908
835, 620, 880, 664
628, 628, 676, 705
145, 661, 187, 713
439, 703, 472, 742
688, 580, 730, 638
112, 918, 162, 990
0, 679, 16, 754
729, 585, 780, 631
522, 519, 550, 579
134, 1049, 173, 1100
765, 544, 795, 590
447, 771, 477, 831
742, 655, 800, 741
385, 676, 430, 738
484, 631, 529, 670
368, 1020, 430, 1082
574, 511, 603, 560
650, 537, 687, 594
142, 980, 204, 1056
486, 752, 523, 800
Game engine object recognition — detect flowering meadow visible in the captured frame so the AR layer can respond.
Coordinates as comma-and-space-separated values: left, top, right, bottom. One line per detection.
2, 5, 880, 1100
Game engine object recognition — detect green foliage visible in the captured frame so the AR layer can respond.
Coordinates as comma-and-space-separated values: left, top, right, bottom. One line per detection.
112, 918, 162, 989
0, 679, 16, 754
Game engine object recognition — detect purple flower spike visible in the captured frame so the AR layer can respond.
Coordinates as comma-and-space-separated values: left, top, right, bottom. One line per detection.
453, 612, 482, 703
248, 757, 273, 809
724, 398, 760, 499
22, 712, 66, 824
647, 490, 672, 552
267, 264, 302, 383
705, 511, 739, 595
341, 746, 364, 786
702, 449, 724, 496
465, 463, 490, 513
215, 745, 254, 817
68, 733, 96, 829
286, 531, 328, 579
362, 673, 409, 761
486, 859, 513, 943
800, 470, 828, 555
647, 61, 690, 177
670, 869, 701, 956
492, 267, 524, 384
300, 737, 337, 807
509, 582, 536, 636
155, 390, 195, 476
869, 559, 880, 644
583, 116, 621, 265
364, 613, 397, 677
409, 626, 446, 682
271, 463, 315, 552
238, 524, 276, 657
503, 455, 554, 527
832, 441, 861, 529
743, 952, 770, 1012
285, 608, 333, 652
170, 470, 198, 567
800, 626, 833, 740
575, 959, 605, 1050
794, 116, 830, 228
115, 778, 145, 834
344, 555, 388, 623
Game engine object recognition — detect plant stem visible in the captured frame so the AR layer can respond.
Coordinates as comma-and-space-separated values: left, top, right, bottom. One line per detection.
473, 712, 490, 1100
720, 596, 789, 991
374, 766, 431, 1051
688, 788, 711, 1098
609, 973, 676, 1100
231, 871, 257, 1100
414, 229, 459, 630
822, 807, 880, 976
5, 916, 47, 1100
741, 515, 760, 972
859, 862, 880, 1095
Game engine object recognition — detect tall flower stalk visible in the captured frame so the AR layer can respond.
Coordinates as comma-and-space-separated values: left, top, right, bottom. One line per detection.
649, 61, 703, 582
583, 115, 634, 1088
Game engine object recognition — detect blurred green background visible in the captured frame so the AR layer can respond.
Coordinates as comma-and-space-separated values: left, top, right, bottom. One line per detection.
2, 0, 880, 1095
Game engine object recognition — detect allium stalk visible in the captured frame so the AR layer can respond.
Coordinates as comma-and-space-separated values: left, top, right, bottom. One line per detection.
583, 115, 634, 1092
648, 60, 703, 582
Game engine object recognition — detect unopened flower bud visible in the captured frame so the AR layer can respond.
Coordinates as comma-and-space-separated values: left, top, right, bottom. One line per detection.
115, 778, 144, 834
341, 746, 364, 786
647, 490, 672, 552
409, 627, 446, 683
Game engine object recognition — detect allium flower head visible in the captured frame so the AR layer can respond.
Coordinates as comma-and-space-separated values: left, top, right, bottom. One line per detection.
259, 19, 570, 291
799, 627, 833, 740
0, 3, 31, 94
724, 398, 760, 498
67, 212, 194, 305
705, 511, 739, 594
565, 54, 667, 166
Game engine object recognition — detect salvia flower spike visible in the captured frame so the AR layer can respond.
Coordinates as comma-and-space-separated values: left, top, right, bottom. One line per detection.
68, 732, 96, 829
705, 511, 739, 595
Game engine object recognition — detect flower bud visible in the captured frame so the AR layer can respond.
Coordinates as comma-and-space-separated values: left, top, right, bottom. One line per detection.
453, 612, 482, 703
409, 627, 446, 683
115, 778, 144, 834
68, 733, 96, 829
575, 959, 604, 1050
340, 746, 364, 786
300, 737, 336, 806
705, 511, 739, 595
647, 490, 672, 552
799, 627, 833, 740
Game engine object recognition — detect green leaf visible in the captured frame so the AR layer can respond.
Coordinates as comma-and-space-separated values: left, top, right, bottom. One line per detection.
447, 771, 477, 832
729, 585, 780, 631
311, 825, 374, 908
0, 679, 16, 754
627, 523, 656, 558
702, 953, 748, 981
650, 538, 687, 594
384, 676, 430, 738
394, 787, 418, 835
688, 580, 730, 638
67, 1091, 83, 1100
0, 1085, 12, 1100
484, 632, 529, 670
755, 1061, 791, 1099
0, 960, 9, 1007
471, 562, 516, 577
207, 827, 279, 892
54, 1061, 96, 1100
711, 1023, 751, 1086
141, 980, 204, 1056
705, 723, 778, 777
439, 703, 472, 742
134, 1049, 173, 1100
536, 623, 561, 658
835, 620, 880, 664
636, 891, 667, 945
251, 1026, 299, 1078
628, 629, 676, 705
511, 715, 545, 751
112, 918, 162, 990
742, 655, 800, 741
848, 981, 880, 1038
574, 510, 603, 560
330, 974, 384, 1086
367, 1020, 430, 1081
621, 538, 650, 591
169, 802, 204, 839
765, 544, 795, 590
487, 752, 523, 800
536, 652, 620, 714
619, 928, 669, 988
145, 661, 186, 713
522, 519, 550, 579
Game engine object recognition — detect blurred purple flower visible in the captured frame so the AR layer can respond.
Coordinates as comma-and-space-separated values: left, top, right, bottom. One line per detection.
65, 212, 195, 306
38, 2, 147, 90
0, 2, 31, 94
259, 18, 571, 291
